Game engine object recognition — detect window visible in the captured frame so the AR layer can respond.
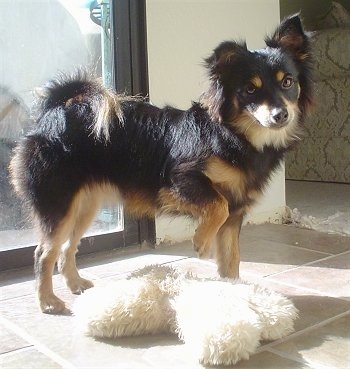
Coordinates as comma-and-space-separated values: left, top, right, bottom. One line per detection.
0, 0, 155, 271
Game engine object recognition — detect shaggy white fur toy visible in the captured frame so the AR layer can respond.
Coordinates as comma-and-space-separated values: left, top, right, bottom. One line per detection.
73, 265, 297, 366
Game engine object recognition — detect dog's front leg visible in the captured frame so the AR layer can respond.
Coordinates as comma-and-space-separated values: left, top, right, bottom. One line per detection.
193, 194, 229, 258
159, 173, 229, 259
215, 209, 245, 278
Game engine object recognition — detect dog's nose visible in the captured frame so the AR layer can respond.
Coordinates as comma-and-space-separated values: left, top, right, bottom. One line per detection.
271, 108, 289, 125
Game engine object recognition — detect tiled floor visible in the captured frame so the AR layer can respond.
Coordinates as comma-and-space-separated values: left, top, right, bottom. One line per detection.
1, 223, 350, 369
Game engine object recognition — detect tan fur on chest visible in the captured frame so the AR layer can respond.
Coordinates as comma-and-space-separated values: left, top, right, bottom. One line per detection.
204, 157, 260, 205
204, 157, 246, 202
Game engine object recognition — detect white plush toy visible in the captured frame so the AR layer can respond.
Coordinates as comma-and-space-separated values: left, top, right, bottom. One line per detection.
73, 265, 297, 366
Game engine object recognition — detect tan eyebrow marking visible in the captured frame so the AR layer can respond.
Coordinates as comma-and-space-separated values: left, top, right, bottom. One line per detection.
276, 70, 285, 82
250, 75, 263, 88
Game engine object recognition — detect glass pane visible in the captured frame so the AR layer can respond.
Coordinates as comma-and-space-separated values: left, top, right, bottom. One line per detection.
0, 0, 123, 250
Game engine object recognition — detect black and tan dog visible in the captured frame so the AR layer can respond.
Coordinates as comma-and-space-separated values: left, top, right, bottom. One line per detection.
10, 15, 313, 313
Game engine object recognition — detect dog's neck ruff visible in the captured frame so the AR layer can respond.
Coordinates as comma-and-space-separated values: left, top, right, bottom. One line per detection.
233, 112, 302, 151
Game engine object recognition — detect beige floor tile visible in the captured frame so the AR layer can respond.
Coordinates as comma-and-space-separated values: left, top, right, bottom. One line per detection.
243, 223, 350, 254
81, 253, 187, 278
1, 348, 62, 369
1, 223, 350, 369
1, 293, 73, 333
268, 252, 350, 298
1, 278, 35, 301
271, 313, 350, 369
240, 239, 328, 277
291, 295, 350, 332
70, 335, 199, 369
169, 257, 219, 278
254, 280, 350, 334
230, 350, 312, 369
0, 271, 70, 301
0, 324, 31, 354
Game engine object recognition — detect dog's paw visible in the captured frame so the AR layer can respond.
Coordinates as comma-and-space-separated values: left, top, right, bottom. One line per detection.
217, 262, 239, 279
192, 233, 211, 258
39, 294, 68, 314
67, 277, 94, 295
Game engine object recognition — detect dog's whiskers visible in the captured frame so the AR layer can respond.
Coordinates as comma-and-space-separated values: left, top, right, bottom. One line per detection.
244, 121, 255, 135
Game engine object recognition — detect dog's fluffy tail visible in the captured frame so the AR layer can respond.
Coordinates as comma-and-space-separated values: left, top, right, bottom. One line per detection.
33, 70, 123, 141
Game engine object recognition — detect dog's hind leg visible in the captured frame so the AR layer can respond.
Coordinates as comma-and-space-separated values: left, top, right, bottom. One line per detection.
57, 191, 100, 295
57, 221, 95, 295
35, 188, 100, 313
35, 225, 73, 314
215, 209, 245, 278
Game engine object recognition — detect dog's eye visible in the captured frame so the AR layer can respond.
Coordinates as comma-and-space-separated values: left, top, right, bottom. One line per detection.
246, 85, 256, 94
281, 76, 294, 89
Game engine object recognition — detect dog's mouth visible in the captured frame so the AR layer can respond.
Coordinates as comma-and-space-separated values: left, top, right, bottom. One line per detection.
234, 107, 301, 151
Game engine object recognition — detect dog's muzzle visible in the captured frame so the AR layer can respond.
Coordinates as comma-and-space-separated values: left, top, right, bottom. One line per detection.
251, 104, 291, 129
270, 107, 289, 127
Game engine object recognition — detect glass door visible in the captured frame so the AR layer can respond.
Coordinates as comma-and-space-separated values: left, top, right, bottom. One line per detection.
0, 0, 154, 270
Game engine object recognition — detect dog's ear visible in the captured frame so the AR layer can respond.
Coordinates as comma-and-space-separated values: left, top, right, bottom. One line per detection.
265, 14, 311, 61
202, 41, 247, 122
205, 41, 247, 77
266, 15, 314, 115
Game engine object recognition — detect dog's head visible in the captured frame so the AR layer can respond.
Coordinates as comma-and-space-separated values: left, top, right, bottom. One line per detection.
202, 15, 313, 150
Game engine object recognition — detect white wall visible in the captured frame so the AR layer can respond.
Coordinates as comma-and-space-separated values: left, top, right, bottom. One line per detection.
146, 0, 284, 243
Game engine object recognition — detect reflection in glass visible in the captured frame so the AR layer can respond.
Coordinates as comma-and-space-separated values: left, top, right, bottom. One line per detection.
0, 0, 123, 250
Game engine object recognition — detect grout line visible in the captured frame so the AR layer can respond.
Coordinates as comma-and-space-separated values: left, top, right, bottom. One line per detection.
1, 344, 34, 356
262, 249, 350, 280
161, 256, 193, 265
0, 315, 77, 369
262, 265, 305, 278
1, 257, 192, 302
264, 250, 350, 286
88, 256, 191, 279
257, 309, 350, 353
274, 241, 332, 257
263, 276, 343, 298
97, 257, 192, 282
298, 249, 350, 267
78, 270, 101, 281
242, 251, 350, 284
266, 279, 327, 296
1, 294, 35, 303
242, 269, 349, 301
266, 347, 331, 369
